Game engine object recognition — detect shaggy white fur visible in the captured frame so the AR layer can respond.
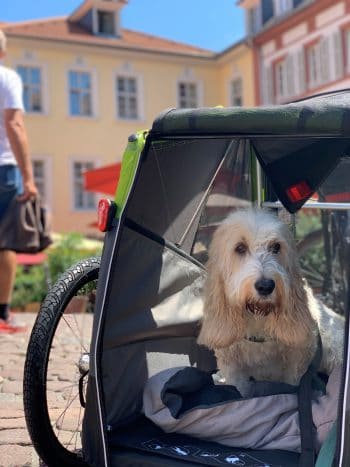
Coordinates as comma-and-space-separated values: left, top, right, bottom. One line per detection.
197, 209, 344, 397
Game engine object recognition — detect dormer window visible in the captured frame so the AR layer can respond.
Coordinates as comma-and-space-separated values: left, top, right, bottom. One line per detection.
97, 10, 115, 35
69, 0, 127, 37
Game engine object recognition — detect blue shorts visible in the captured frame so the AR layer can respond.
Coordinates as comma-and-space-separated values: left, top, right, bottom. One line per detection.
0, 165, 23, 220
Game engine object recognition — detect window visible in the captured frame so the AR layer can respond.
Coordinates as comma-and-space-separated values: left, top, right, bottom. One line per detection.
231, 78, 243, 106
31, 157, 51, 207
297, 50, 306, 95
307, 44, 321, 88
262, 0, 274, 25
17, 65, 43, 113
72, 161, 96, 210
97, 10, 115, 35
274, 0, 292, 15
307, 40, 330, 88
178, 82, 198, 108
68, 71, 93, 117
333, 31, 344, 79
293, 0, 304, 7
116, 76, 139, 120
345, 29, 350, 72
262, 65, 273, 104
33, 160, 46, 199
248, 6, 262, 34
275, 59, 288, 99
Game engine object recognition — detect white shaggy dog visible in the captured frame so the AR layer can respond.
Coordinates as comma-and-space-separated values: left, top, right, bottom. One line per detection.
197, 209, 344, 396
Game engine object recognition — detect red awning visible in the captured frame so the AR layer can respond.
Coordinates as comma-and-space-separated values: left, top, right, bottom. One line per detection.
83, 163, 121, 196
17, 252, 47, 265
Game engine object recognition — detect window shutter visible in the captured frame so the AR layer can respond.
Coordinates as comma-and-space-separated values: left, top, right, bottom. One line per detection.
297, 50, 306, 94
262, 64, 273, 104
333, 30, 344, 79
320, 37, 330, 84
286, 55, 295, 97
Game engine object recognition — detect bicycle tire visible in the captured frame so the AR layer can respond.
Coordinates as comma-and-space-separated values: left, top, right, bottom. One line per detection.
23, 256, 100, 467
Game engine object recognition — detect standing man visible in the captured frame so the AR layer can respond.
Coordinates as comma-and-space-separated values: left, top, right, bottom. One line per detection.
0, 29, 38, 332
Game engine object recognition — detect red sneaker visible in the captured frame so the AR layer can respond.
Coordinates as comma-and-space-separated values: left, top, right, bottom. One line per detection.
0, 313, 28, 333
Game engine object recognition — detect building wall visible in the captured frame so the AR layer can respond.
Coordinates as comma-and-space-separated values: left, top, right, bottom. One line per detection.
252, 0, 350, 104
217, 45, 256, 107
4, 36, 253, 234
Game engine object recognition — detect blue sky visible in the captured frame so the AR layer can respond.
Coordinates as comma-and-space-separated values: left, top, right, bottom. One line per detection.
1, 0, 245, 52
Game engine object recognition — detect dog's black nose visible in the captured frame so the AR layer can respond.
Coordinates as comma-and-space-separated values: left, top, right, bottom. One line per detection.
255, 278, 275, 296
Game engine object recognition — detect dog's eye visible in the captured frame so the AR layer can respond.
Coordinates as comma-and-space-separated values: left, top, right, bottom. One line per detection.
235, 243, 248, 255
270, 242, 281, 254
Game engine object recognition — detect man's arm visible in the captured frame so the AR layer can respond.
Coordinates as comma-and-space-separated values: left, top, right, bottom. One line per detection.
4, 108, 38, 200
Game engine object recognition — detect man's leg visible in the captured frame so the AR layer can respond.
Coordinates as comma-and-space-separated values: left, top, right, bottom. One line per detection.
0, 249, 26, 331
0, 249, 17, 313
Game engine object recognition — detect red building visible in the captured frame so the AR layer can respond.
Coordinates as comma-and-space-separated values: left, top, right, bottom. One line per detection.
239, 0, 350, 104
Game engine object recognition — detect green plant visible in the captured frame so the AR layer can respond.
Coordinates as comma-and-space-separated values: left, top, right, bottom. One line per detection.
295, 211, 325, 291
12, 232, 102, 310
12, 265, 47, 310
48, 232, 102, 284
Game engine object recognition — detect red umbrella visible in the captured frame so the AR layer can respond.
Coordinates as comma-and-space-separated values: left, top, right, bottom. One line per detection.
83, 163, 121, 196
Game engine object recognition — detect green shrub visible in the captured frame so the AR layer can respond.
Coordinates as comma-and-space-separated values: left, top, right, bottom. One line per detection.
12, 232, 102, 309
12, 264, 47, 310
296, 212, 325, 290
48, 232, 102, 285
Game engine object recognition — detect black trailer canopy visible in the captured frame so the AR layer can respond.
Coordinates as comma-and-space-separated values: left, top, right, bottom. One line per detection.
150, 90, 350, 213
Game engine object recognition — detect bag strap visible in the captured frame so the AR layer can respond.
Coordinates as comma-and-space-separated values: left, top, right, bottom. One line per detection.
298, 334, 323, 467
315, 422, 337, 467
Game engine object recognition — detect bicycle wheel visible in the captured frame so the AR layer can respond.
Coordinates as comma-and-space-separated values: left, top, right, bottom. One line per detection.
23, 256, 100, 467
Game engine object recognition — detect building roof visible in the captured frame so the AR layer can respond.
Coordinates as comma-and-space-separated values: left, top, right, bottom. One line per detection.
1, 17, 215, 58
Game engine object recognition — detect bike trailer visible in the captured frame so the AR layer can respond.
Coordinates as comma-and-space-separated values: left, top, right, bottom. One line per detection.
24, 90, 350, 467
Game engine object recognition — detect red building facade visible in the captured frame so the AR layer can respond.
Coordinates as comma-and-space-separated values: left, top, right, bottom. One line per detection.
240, 0, 350, 104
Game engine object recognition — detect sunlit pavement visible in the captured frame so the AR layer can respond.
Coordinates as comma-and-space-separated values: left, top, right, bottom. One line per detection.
0, 312, 93, 467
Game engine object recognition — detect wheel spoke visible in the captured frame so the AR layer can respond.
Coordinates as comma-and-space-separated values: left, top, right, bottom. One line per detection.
60, 303, 94, 354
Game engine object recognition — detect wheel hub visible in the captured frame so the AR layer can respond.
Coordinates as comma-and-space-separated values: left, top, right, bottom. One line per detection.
78, 353, 90, 375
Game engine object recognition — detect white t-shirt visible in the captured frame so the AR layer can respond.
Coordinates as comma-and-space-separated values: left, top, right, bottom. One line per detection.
0, 65, 24, 166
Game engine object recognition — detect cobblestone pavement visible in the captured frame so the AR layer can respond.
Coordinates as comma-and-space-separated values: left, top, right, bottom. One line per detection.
0, 312, 93, 467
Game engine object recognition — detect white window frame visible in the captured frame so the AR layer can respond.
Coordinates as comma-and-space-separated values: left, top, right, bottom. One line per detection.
70, 157, 99, 212
14, 61, 48, 115
275, 59, 289, 100
114, 71, 144, 121
31, 155, 52, 209
176, 79, 203, 108
66, 66, 98, 119
230, 77, 243, 106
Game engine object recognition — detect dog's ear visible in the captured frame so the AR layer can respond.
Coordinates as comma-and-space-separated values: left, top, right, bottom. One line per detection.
273, 252, 316, 346
197, 259, 244, 349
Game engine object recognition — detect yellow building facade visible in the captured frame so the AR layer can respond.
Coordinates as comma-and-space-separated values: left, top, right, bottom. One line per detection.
2, 0, 254, 234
